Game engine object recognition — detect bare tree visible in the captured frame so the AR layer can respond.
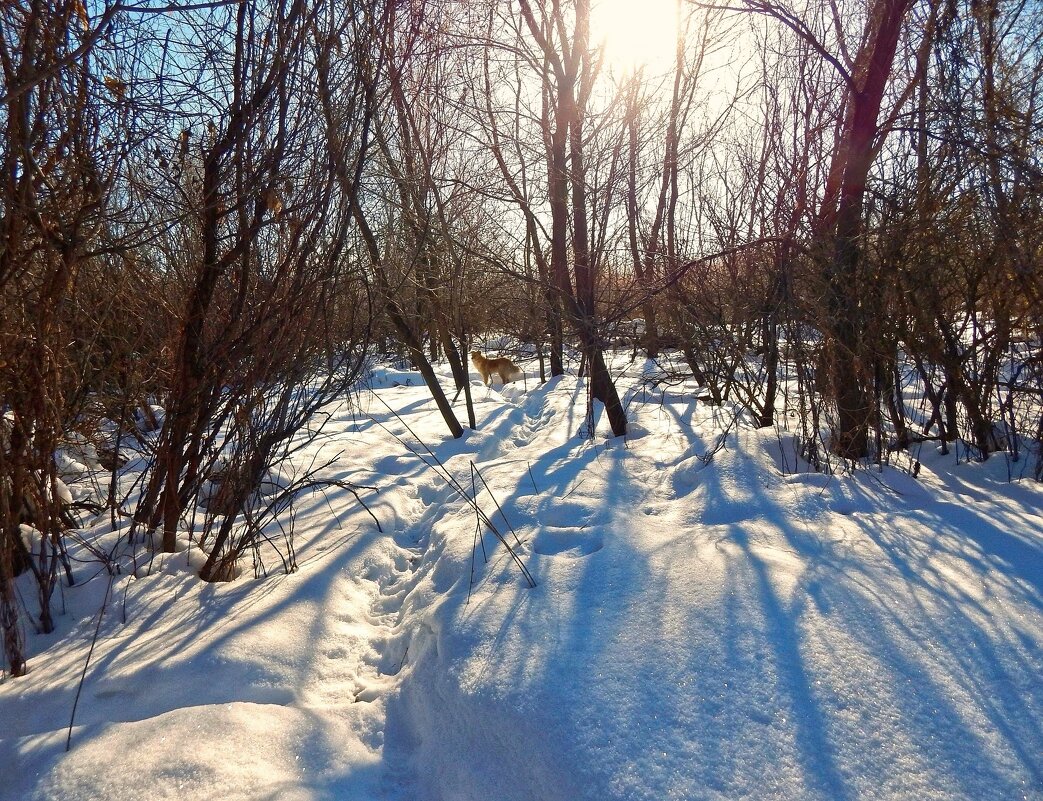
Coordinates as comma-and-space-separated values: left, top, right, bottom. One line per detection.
0, 0, 129, 673
132, 0, 376, 572
511, 0, 627, 435
319, 0, 464, 439
712, 0, 919, 457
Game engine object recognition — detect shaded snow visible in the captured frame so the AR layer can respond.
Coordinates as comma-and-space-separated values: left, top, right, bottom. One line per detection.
2, 358, 1042, 800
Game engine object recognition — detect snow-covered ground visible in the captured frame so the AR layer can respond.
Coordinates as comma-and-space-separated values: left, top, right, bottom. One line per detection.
2, 357, 1042, 800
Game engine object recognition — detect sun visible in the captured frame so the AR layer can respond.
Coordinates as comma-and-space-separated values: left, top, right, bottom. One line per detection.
592, 0, 680, 75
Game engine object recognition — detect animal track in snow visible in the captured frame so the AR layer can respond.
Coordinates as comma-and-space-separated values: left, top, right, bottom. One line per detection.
324, 646, 348, 660
539, 500, 607, 529
531, 528, 604, 558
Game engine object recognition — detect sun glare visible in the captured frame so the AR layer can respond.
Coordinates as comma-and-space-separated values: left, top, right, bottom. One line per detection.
593, 0, 680, 75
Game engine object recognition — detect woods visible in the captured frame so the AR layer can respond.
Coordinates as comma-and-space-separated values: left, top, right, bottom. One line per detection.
1, 0, 1040, 681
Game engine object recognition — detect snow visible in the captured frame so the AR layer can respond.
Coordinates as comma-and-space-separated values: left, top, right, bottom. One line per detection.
2, 356, 1042, 800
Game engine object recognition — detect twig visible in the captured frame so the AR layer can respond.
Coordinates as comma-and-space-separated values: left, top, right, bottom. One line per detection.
527, 460, 539, 494
367, 391, 535, 588
66, 571, 115, 752
470, 460, 523, 550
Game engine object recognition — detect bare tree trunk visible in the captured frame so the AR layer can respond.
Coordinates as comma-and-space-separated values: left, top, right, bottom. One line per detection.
626, 93, 659, 358
0, 510, 26, 676
814, 0, 915, 458
519, 0, 626, 435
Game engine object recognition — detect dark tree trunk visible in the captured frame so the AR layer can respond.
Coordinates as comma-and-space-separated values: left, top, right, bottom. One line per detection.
817, 0, 914, 458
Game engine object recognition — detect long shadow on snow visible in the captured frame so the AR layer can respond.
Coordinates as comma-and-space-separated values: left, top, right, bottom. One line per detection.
10, 503, 389, 745
410, 434, 654, 801
443, 391, 1043, 800
698, 442, 1043, 799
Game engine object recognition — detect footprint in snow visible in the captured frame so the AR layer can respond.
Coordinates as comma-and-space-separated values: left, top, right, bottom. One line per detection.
93, 683, 139, 701
531, 528, 603, 558
325, 646, 349, 660
540, 500, 607, 529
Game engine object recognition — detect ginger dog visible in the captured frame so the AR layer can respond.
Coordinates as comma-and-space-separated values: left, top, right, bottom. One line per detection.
471, 350, 523, 386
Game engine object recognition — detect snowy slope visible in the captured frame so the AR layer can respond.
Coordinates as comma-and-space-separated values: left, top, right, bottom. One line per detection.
2, 358, 1041, 801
